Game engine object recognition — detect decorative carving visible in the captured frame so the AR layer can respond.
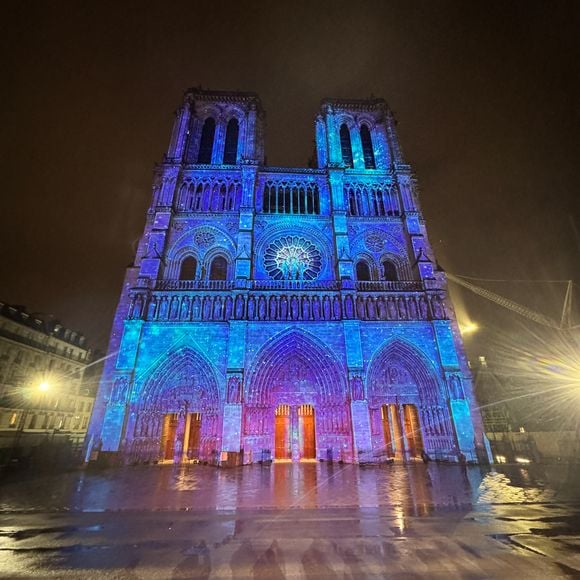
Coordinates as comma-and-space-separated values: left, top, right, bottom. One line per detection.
387, 364, 414, 386
194, 228, 216, 249
364, 232, 384, 253
110, 377, 129, 403
227, 376, 242, 403
449, 374, 464, 399
264, 236, 322, 281
351, 376, 364, 400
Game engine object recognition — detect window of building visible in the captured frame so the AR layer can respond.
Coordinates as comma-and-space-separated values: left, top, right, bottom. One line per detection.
223, 118, 239, 164
356, 260, 372, 281
360, 125, 376, 169
262, 183, 320, 215
197, 117, 215, 164
382, 260, 398, 281
209, 256, 228, 280
344, 184, 400, 217
179, 256, 197, 280
340, 124, 354, 168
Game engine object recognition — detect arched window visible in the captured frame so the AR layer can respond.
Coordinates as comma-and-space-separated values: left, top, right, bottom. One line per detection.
382, 260, 398, 281
339, 124, 354, 168
348, 189, 358, 215
356, 260, 371, 281
209, 256, 227, 280
197, 117, 215, 164
223, 118, 239, 164
179, 256, 197, 280
360, 125, 376, 169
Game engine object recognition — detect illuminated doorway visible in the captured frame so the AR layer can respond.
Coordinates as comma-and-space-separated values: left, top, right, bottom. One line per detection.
275, 404, 291, 459
381, 404, 395, 458
403, 404, 423, 458
186, 412, 201, 460
299, 404, 316, 460
160, 413, 178, 461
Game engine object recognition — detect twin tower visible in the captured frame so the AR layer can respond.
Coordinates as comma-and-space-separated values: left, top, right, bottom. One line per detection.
88, 88, 486, 466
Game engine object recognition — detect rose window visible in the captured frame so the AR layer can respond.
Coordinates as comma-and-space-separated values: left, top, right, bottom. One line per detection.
365, 232, 384, 253
194, 229, 216, 249
264, 236, 322, 280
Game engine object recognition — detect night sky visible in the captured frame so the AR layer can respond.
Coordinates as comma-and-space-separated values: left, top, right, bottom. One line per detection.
2, 1, 579, 354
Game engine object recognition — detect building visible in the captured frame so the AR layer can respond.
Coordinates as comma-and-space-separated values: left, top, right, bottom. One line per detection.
0, 302, 94, 464
87, 89, 486, 466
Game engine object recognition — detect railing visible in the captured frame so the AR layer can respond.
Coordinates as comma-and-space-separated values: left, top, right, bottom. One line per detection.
154, 279, 423, 293
250, 280, 340, 291
355, 280, 423, 292
155, 280, 234, 291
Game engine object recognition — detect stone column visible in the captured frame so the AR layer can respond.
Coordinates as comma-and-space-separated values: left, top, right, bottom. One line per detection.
291, 406, 300, 461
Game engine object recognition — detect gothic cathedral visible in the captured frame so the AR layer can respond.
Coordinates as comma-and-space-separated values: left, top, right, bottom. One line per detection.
88, 88, 486, 466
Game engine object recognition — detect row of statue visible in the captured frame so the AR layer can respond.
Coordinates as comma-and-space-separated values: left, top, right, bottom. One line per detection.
128, 291, 447, 322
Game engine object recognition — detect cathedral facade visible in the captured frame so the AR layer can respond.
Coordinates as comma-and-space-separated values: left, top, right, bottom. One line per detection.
88, 89, 486, 466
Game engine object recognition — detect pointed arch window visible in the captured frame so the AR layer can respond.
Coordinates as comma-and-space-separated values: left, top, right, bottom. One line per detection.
339, 124, 354, 168
360, 125, 376, 169
382, 260, 398, 281
179, 256, 197, 280
209, 256, 227, 280
356, 260, 371, 281
197, 117, 215, 164
223, 118, 239, 164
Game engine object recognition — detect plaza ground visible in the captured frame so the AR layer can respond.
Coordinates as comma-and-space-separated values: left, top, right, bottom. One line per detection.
0, 462, 579, 578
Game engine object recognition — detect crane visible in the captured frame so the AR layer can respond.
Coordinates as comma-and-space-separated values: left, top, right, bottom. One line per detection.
446, 274, 577, 330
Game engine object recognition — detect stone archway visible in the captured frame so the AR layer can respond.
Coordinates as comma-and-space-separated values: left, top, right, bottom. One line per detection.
244, 329, 352, 462
366, 340, 455, 460
126, 347, 221, 464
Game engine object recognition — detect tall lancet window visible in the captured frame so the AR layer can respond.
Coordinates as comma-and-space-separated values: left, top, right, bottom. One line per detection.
197, 117, 216, 164
356, 260, 372, 281
209, 256, 228, 280
223, 118, 239, 164
360, 125, 376, 169
179, 256, 197, 280
339, 124, 354, 168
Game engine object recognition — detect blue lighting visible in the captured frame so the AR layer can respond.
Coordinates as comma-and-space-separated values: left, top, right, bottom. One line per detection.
86, 89, 485, 467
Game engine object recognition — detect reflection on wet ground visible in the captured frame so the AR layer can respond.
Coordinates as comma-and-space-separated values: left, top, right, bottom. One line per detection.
0, 463, 579, 578
0, 462, 574, 512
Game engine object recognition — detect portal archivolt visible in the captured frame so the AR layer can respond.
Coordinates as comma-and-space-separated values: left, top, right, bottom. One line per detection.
244, 330, 352, 462
127, 347, 221, 464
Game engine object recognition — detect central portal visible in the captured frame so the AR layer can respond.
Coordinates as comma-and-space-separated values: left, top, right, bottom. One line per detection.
274, 404, 316, 461
160, 411, 203, 462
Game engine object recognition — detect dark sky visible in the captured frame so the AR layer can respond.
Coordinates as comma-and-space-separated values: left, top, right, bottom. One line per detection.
1, 1, 579, 354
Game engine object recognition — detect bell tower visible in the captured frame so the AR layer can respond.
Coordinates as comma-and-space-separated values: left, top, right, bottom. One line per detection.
165, 88, 265, 165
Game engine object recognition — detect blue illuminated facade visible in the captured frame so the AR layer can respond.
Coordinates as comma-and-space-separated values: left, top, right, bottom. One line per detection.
87, 89, 486, 465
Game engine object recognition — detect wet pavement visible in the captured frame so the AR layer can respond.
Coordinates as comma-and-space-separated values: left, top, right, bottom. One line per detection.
0, 462, 579, 578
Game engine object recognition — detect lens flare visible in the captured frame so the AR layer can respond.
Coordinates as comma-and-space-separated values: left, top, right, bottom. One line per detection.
484, 323, 580, 430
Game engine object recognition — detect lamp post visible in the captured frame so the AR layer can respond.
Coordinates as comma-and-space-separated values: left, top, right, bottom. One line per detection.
10, 379, 52, 465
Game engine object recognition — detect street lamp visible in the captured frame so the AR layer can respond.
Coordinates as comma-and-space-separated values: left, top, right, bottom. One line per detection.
38, 380, 50, 393
460, 322, 479, 335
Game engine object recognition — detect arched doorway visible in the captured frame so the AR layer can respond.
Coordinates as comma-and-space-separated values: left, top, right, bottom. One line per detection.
245, 330, 351, 462
368, 341, 454, 461
127, 347, 220, 464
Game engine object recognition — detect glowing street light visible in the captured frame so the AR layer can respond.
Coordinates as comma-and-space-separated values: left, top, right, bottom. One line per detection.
37, 380, 51, 392
460, 322, 479, 335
